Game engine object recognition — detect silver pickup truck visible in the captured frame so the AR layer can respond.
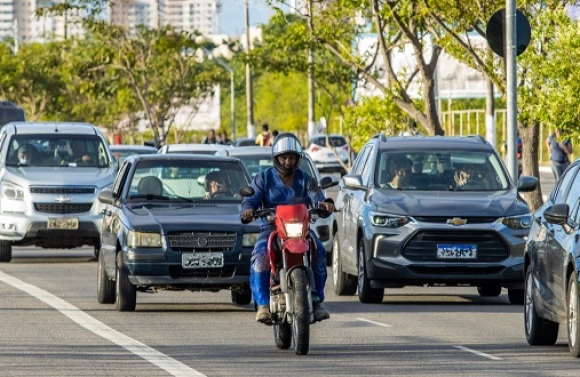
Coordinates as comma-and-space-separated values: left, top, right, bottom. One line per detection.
0, 122, 115, 262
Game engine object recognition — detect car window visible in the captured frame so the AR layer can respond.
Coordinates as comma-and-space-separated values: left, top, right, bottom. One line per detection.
311, 136, 346, 148
113, 160, 132, 197
351, 145, 371, 176
5, 134, 110, 168
374, 150, 508, 191
127, 160, 250, 201
553, 165, 578, 204
360, 146, 375, 185
563, 165, 580, 223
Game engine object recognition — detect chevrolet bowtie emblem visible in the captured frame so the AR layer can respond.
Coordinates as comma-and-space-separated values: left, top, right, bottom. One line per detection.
447, 217, 467, 226
54, 195, 72, 203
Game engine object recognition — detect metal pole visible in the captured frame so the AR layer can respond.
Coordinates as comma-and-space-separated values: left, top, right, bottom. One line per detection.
506, 0, 518, 182
485, 79, 496, 148
230, 72, 236, 142
307, 0, 315, 138
244, 0, 255, 138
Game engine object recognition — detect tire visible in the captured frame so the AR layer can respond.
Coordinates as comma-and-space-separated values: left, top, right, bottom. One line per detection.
94, 246, 100, 259
231, 286, 252, 305
508, 288, 524, 305
0, 241, 12, 262
332, 235, 357, 296
97, 250, 115, 304
116, 252, 137, 312
477, 284, 502, 297
290, 268, 310, 355
357, 238, 383, 304
567, 271, 580, 357
274, 321, 292, 350
524, 266, 558, 346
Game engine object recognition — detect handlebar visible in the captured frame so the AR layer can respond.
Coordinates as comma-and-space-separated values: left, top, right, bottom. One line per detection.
241, 205, 333, 224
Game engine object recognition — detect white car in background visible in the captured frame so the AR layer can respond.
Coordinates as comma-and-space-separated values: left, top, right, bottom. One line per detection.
304, 134, 353, 175
157, 143, 233, 155
217, 146, 338, 265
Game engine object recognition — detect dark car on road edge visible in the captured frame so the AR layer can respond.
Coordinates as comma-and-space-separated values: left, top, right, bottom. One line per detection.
524, 158, 580, 357
332, 134, 537, 305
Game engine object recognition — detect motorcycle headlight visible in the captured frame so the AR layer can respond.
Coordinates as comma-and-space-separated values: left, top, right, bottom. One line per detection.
127, 230, 163, 248
1, 181, 25, 201
499, 214, 533, 229
370, 211, 410, 228
242, 233, 259, 247
284, 222, 304, 238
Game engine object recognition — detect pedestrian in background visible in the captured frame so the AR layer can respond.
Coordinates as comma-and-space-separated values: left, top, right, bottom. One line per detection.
546, 128, 573, 181
202, 129, 217, 144
255, 123, 272, 146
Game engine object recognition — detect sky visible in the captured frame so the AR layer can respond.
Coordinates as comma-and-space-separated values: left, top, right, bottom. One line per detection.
219, 0, 276, 36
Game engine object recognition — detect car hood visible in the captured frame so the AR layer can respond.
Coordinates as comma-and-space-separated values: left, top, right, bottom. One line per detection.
371, 189, 529, 217
5, 166, 115, 188
125, 203, 259, 232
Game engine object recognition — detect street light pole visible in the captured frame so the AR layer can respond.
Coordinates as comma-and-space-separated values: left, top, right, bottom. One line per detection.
244, 0, 255, 138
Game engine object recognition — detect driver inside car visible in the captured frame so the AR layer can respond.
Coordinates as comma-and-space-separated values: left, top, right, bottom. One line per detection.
204, 171, 233, 199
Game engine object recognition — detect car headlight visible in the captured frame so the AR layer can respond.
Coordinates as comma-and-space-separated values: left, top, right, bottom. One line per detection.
1, 181, 25, 201
370, 211, 410, 228
127, 230, 163, 248
284, 222, 304, 238
499, 214, 532, 229
242, 233, 259, 247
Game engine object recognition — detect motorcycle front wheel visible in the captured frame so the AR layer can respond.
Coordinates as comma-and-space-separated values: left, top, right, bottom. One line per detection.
290, 268, 310, 355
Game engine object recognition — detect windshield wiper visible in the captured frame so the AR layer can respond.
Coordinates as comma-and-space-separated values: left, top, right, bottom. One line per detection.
130, 194, 169, 201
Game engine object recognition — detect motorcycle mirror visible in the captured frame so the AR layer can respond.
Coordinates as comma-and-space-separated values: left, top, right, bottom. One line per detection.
239, 185, 255, 197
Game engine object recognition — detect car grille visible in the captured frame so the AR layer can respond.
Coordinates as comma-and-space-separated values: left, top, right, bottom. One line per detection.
30, 186, 96, 194
34, 203, 93, 214
412, 216, 499, 224
402, 230, 509, 262
168, 232, 236, 252
169, 266, 236, 279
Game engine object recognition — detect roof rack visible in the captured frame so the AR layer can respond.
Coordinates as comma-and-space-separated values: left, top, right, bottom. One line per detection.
372, 133, 388, 142
465, 135, 487, 144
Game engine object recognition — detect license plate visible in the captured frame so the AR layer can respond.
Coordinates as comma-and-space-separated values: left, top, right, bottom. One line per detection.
436, 244, 477, 259
182, 252, 224, 268
47, 217, 79, 230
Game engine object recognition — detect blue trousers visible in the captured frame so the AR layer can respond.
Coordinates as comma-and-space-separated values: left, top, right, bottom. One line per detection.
250, 229, 327, 306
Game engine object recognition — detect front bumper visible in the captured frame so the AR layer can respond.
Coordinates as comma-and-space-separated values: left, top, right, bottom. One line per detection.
365, 224, 528, 289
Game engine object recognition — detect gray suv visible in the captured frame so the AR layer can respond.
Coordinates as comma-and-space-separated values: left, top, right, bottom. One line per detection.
332, 134, 537, 305
0, 122, 115, 262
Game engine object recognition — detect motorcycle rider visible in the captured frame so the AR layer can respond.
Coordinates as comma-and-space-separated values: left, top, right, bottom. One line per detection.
241, 132, 334, 323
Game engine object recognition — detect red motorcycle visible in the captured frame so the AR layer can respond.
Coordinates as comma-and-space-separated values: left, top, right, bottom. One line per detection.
241, 187, 330, 355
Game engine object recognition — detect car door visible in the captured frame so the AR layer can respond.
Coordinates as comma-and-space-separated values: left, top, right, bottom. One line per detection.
101, 160, 132, 273
541, 165, 578, 313
546, 164, 580, 314
341, 145, 373, 272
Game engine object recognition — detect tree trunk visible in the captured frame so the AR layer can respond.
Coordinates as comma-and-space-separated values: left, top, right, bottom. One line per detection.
520, 121, 544, 211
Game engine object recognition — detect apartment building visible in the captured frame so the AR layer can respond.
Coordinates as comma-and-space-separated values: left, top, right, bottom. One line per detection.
0, 0, 84, 45
109, 0, 221, 36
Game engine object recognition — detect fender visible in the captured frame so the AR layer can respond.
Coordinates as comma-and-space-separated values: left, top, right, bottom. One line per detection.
268, 230, 279, 275
284, 238, 309, 254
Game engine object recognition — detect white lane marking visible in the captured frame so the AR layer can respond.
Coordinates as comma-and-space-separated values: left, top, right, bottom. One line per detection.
454, 345, 502, 360
356, 317, 392, 327
0, 271, 206, 377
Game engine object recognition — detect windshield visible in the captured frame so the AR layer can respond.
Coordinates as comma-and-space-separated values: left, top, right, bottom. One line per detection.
6, 135, 110, 168
311, 136, 346, 148
127, 159, 250, 202
375, 150, 510, 191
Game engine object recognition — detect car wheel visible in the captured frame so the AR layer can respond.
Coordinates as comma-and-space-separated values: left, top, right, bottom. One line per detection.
0, 240, 12, 262
115, 252, 137, 312
507, 288, 524, 305
94, 246, 100, 259
477, 284, 502, 297
357, 238, 383, 304
231, 286, 252, 305
524, 265, 558, 346
567, 271, 580, 357
332, 235, 357, 296
97, 249, 115, 304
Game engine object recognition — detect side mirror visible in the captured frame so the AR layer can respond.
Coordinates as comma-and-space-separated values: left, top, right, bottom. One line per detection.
544, 203, 569, 226
98, 190, 115, 205
342, 174, 365, 189
517, 175, 538, 192
239, 186, 255, 197
319, 176, 339, 189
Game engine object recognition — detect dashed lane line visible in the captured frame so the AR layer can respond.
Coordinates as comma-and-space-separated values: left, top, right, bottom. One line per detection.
454, 345, 503, 360
356, 317, 392, 327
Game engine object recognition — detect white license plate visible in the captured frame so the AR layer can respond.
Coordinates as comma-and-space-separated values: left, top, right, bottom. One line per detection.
47, 217, 79, 230
182, 252, 224, 269
436, 244, 477, 259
